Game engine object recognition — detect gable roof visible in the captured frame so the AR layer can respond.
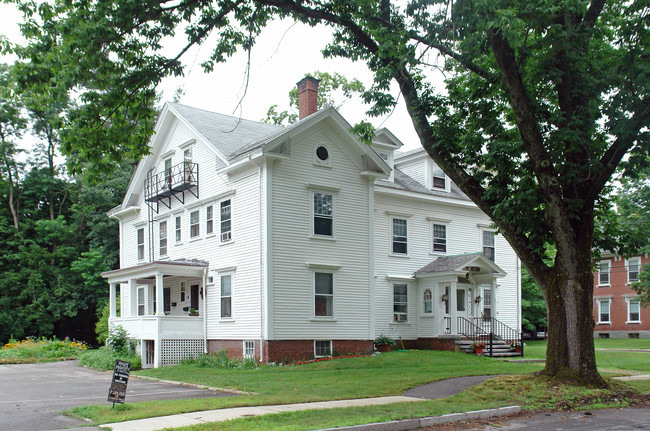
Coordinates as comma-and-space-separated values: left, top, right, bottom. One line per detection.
414, 252, 506, 277
167, 102, 282, 159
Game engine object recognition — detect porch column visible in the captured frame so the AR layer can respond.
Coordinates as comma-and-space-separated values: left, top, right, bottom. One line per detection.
450, 280, 458, 334
129, 279, 138, 317
109, 283, 117, 318
432, 282, 442, 335
155, 272, 164, 316
490, 282, 498, 318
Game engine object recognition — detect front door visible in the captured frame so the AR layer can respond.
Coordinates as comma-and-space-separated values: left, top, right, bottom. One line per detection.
456, 287, 469, 321
190, 284, 199, 311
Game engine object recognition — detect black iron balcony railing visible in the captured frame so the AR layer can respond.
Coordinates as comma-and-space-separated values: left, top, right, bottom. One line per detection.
145, 161, 199, 209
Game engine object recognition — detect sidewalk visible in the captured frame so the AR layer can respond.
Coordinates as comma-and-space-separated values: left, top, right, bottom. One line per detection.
100, 375, 501, 431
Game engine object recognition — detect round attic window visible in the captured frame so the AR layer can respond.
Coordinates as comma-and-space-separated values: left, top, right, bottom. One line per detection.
316, 146, 329, 161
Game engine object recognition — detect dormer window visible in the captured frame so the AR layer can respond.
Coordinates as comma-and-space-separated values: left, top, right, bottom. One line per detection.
432, 164, 446, 190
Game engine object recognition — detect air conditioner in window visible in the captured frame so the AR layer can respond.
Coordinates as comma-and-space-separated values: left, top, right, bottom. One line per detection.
221, 232, 232, 242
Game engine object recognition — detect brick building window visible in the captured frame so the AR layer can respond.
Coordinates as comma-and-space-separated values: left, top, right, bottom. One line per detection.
598, 261, 610, 285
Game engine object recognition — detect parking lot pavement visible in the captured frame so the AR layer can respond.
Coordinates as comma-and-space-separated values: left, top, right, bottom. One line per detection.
0, 361, 237, 431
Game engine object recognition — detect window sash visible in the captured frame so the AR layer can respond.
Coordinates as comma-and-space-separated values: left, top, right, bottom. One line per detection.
482, 230, 495, 261
313, 193, 333, 236
175, 216, 181, 243
221, 275, 232, 318
190, 211, 200, 238
137, 228, 145, 260
314, 272, 333, 317
221, 200, 232, 242
599, 300, 610, 323
393, 284, 408, 321
206, 206, 214, 235
629, 299, 640, 322
243, 341, 255, 358
137, 287, 145, 316
159, 221, 167, 256
432, 224, 446, 253
599, 261, 610, 285
432, 164, 446, 189
392, 218, 407, 254
315, 340, 332, 357
456, 289, 466, 312
628, 259, 640, 283
423, 289, 432, 314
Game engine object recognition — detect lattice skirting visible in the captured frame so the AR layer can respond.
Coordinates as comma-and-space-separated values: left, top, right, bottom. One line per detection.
160, 339, 205, 366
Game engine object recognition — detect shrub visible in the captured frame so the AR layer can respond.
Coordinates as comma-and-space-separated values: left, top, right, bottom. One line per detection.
180, 350, 259, 369
106, 325, 136, 355
1, 337, 87, 363
79, 347, 142, 371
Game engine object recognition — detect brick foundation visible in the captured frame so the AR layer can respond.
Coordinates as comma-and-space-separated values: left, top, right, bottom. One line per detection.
207, 339, 260, 360
417, 337, 457, 351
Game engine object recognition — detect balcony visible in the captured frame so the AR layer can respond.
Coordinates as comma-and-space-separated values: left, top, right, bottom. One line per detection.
145, 161, 199, 210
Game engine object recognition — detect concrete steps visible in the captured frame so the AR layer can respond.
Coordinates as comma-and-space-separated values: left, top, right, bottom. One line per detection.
455, 339, 523, 358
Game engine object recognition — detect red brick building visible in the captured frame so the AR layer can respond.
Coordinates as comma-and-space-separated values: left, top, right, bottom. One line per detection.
593, 253, 649, 339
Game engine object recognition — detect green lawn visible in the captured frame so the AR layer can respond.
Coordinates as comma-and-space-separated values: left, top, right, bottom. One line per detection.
67, 343, 650, 429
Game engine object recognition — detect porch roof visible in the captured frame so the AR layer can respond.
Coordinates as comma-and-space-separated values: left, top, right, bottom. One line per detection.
101, 259, 208, 283
414, 252, 506, 278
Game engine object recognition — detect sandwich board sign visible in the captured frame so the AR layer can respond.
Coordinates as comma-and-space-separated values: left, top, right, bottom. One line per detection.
108, 359, 130, 405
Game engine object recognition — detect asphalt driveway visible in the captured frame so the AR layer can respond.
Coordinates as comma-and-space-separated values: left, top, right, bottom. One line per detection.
0, 360, 236, 431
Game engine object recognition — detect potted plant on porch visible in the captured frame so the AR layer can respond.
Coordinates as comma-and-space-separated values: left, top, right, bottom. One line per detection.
470, 341, 486, 354
510, 341, 523, 353
188, 308, 199, 316
374, 335, 396, 353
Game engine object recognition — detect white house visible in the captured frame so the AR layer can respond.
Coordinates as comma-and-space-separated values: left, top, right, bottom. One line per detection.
102, 77, 522, 367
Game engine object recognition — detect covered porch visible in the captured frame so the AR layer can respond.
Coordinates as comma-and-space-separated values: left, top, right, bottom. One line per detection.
101, 259, 209, 367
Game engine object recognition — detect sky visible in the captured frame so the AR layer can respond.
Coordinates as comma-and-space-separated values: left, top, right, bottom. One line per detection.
0, 4, 424, 155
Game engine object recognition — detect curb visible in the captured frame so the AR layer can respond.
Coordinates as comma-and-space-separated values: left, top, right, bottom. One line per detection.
316, 406, 522, 431
130, 374, 254, 395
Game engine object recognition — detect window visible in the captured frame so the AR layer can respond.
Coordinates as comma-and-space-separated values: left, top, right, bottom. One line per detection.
221, 199, 232, 242
432, 224, 447, 253
220, 275, 232, 318
316, 146, 329, 161
137, 287, 145, 316
206, 206, 214, 235
314, 272, 333, 317
393, 284, 408, 322
483, 289, 492, 320
392, 218, 407, 254
163, 287, 171, 313
315, 340, 332, 358
164, 158, 172, 188
628, 298, 640, 323
175, 216, 182, 243
432, 164, 446, 189
423, 289, 432, 314
159, 221, 167, 256
190, 210, 200, 238
456, 289, 466, 312
598, 261, 610, 285
243, 341, 255, 358
313, 193, 333, 236
184, 148, 193, 181
137, 228, 145, 261
443, 284, 450, 314
598, 299, 610, 323
482, 230, 495, 261
180, 282, 186, 302
628, 258, 640, 283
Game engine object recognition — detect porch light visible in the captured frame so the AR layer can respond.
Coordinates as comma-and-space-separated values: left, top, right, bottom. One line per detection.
441, 294, 448, 302
475, 296, 482, 303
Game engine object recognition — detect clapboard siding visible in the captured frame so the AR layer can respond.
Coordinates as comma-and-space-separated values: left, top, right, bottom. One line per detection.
271, 130, 371, 340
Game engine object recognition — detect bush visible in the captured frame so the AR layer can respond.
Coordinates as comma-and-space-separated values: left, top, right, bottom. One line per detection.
106, 325, 136, 355
79, 347, 142, 371
1, 337, 87, 363
181, 350, 259, 369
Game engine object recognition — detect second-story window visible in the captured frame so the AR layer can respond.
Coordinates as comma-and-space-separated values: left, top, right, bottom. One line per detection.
175, 216, 181, 243
313, 192, 333, 236
392, 218, 407, 254
482, 230, 495, 261
206, 205, 214, 235
159, 221, 167, 256
190, 210, 200, 238
137, 228, 145, 261
220, 199, 232, 242
164, 158, 172, 188
628, 258, 640, 283
432, 224, 447, 253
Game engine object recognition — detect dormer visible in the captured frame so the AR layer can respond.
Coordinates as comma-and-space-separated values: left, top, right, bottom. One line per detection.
394, 148, 451, 192
427, 160, 451, 193
371, 128, 403, 182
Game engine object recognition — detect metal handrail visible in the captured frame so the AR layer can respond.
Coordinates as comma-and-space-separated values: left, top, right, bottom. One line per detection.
145, 161, 198, 201
459, 316, 524, 357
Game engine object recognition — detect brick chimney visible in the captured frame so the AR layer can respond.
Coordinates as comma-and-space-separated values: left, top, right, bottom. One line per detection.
297, 76, 320, 120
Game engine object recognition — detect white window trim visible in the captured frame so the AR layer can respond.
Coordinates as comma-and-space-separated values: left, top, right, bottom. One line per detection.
596, 298, 611, 324
429, 161, 451, 193
243, 340, 255, 358
312, 269, 336, 320
313, 144, 332, 167
626, 257, 641, 284
219, 272, 234, 321
310, 189, 336, 240
136, 228, 145, 262
422, 288, 433, 316
314, 340, 332, 358
189, 210, 200, 239
390, 216, 409, 257
175, 215, 182, 244
220, 198, 233, 243
206, 205, 214, 237
481, 228, 496, 262
598, 260, 610, 286
159, 220, 168, 257
626, 297, 641, 324
392, 282, 408, 323
430, 222, 449, 255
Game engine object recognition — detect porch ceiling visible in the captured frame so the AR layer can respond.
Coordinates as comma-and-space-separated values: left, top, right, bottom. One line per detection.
101, 259, 208, 283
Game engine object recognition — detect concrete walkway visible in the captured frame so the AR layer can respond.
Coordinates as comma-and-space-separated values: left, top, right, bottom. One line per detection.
101, 375, 499, 431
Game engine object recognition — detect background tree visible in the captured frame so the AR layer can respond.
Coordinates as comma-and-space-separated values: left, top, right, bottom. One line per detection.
9, 0, 650, 386
263, 71, 365, 125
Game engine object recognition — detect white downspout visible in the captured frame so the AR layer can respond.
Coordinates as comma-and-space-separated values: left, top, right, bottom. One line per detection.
203, 267, 208, 354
